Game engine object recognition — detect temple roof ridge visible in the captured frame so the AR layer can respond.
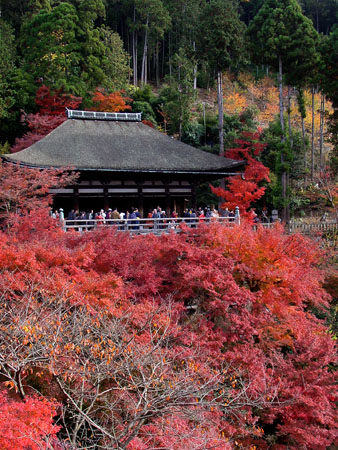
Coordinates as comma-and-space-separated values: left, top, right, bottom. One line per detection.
66, 109, 142, 122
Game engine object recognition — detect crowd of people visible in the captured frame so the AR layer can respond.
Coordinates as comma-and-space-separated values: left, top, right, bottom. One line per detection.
50, 206, 240, 231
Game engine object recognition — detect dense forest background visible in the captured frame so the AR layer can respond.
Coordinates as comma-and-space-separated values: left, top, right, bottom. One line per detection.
1, 0, 338, 217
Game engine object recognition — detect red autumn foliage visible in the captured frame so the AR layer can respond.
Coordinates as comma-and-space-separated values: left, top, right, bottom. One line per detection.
91, 88, 132, 112
35, 85, 82, 116
142, 119, 156, 128
211, 131, 270, 218
11, 85, 82, 153
0, 162, 77, 224
0, 166, 336, 449
0, 390, 59, 450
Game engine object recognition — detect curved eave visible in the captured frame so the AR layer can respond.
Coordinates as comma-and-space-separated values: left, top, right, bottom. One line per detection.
2, 156, 246, 176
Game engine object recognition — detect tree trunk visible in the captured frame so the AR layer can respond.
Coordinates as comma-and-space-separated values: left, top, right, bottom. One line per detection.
278, 56, 288, 223
178, 64, 182, 141
161, 37, 165, 79
141, 18, 148, 85
311, 86, 315, 179
193, 41, 197, 90
302, 115, 306, 169
132, 32, 138, 86
132, 6, 137, 86
217, 70, 225, 210
168, 32, 172, 83
319, 92, 325, 171
156, 42, 160, 87
217, 70, 224, 157
287, 86, 293, 150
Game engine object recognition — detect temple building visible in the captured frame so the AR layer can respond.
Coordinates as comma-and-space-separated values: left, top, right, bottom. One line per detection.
4, 110, 244, 215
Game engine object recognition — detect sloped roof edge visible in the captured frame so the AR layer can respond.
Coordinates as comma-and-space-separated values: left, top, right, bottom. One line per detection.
4, 119, 245, 173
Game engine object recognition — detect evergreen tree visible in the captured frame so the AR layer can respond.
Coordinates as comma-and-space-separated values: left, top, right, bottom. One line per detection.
135, 0, 171, 85
159, 48, 195, 138
248, 0, 319, 221
198, 0, 245, 157
299, 0, 338, 33
99, 26, 131, 90
321, 25, 338, 170
0, 19, 16, 119
198, 0, 245, 209
20, 4, 83, 95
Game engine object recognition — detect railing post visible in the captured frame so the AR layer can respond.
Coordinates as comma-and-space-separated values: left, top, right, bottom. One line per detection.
235, 206, 240, 225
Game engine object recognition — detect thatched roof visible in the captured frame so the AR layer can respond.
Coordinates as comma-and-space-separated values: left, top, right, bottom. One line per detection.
4, 119, 244, 174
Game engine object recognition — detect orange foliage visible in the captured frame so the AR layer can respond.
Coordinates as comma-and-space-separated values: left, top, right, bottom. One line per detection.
223, 92, 248, 115
92, 88, 132, 112
247, 77, 279, 125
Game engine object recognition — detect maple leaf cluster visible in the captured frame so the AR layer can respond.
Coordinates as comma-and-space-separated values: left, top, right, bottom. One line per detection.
91, 88, 132, 112
11, 85, 82, 153
0, 164, 336, 449
212, 130, 270, 218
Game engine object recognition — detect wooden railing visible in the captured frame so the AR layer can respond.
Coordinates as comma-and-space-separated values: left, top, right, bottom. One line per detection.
60, 215, 338, 236
260, 221, 338, 234
287, 221, 338, 234
62, 216, 239, 233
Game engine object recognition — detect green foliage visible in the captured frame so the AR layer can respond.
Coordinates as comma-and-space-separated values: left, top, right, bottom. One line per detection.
181, 121, 204, 147
248, 0, 319, 86
132, 101, 156, 122
320, 26, 338, 169
198, 0, 246, 72
0, 142, 11, 155
20, 4, 83, 94
135, 0, 171, 41
19, 1, 125, 97
261, 118, 306, 212
195, 108, 258, 150
130, 84, 156, 104
299, 0, 338, 33
159, 48, 195, 136
0, 19, 16, 119
99, 26, 130, 91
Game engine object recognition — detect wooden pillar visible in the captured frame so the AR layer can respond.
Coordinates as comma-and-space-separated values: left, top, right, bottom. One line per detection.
103, 186, 109, 210
138, 182, 144, 217
73, 186, 79, 211
191, 182, 197, 211
165, 183, 170, 217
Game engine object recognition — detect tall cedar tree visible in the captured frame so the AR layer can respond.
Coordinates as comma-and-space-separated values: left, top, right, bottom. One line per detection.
320, 25, 338, 170
198, 0, 245, 158
248, 0, 319, 222
198, 0, 245, 208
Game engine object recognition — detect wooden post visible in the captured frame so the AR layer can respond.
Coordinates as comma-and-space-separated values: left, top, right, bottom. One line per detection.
191, 182, 197, 211
103, 186, 109, 210
165, 183, 171, 217
138, 182, 144, 217
73, 186, 79, 211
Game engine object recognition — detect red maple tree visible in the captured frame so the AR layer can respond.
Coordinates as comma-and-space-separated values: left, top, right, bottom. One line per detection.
211, 130, 270, 218
0, 390, 60, 450
11, 86, 82, 153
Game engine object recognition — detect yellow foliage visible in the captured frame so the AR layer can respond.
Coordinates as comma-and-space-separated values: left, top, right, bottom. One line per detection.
224, 92, 248, 114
